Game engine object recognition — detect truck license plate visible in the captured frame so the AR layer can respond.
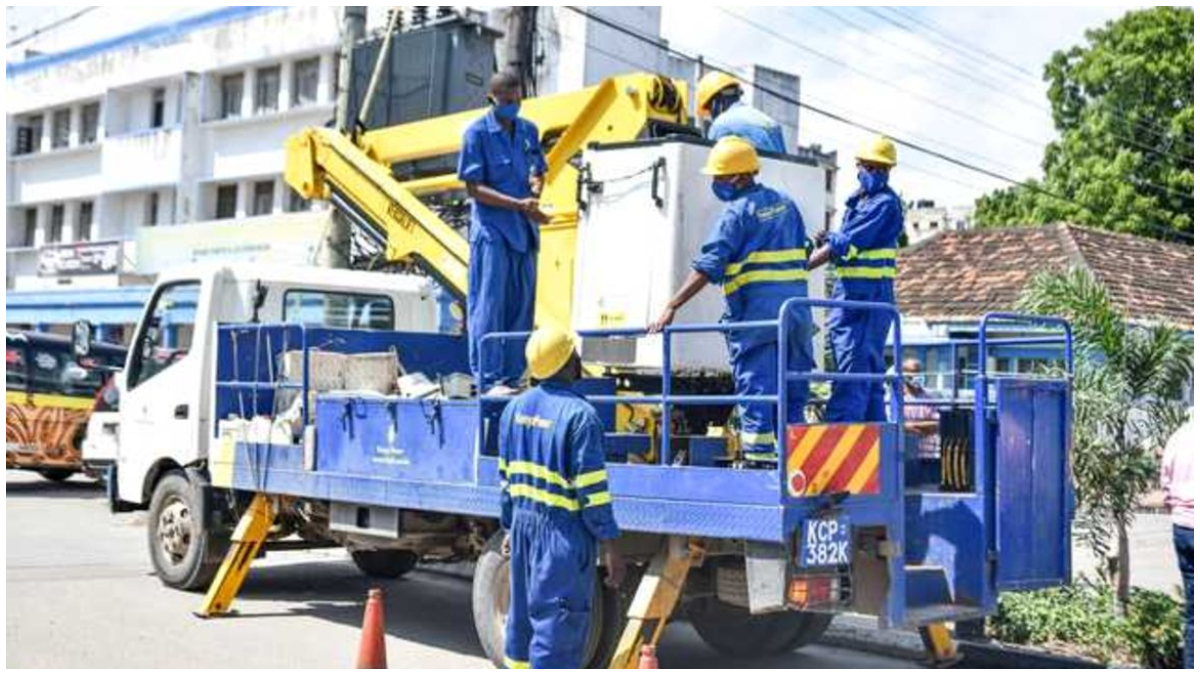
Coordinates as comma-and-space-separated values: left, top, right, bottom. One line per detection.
800, 516, 851, 568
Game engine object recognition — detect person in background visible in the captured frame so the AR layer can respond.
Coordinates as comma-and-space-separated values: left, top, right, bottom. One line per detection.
1161, 416, 1194, 668
695, 71, 787, 154
458, 70, 550, 392
900, 358, 939, 457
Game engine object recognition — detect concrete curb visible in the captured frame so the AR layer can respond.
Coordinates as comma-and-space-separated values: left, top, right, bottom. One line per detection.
817, 616, 1105, 669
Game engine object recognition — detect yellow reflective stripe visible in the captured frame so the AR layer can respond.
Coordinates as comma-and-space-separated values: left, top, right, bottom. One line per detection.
508, 484, 579, 511
741, 431, 777, 446
851, 248, 896, 261
724, 268, 809, 295
744, 452, 779, 462
724, 248, 808, 276
585, 491, 612, 508
573, 469, 608, 489
504, 657, 531, 669
834, 267, 896, 280
505, 460, 572, 490
498, 458, 507, 474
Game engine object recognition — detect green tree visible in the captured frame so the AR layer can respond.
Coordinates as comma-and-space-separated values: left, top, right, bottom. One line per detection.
976, 7, 1194, 240
1017, 268, 1192, 607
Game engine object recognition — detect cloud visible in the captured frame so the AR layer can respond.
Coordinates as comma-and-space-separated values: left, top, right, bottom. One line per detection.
662, 6, 1134, 213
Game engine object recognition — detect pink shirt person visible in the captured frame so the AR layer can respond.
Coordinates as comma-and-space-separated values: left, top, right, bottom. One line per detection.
1161, 418, 1195, 530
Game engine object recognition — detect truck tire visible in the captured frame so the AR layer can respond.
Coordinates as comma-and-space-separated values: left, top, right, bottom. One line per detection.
472, 532, 624, 669
37, 468, 76, 482
686, 598, 832, 657
351, 549, 419, 579
147, 471, 229, 591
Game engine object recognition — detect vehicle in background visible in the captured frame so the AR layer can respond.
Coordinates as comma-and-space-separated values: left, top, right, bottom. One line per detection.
81, 375, 122, 481
6, 330, 126, 482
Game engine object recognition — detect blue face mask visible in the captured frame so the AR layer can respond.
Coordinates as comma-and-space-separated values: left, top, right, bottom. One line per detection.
857, 167, 888, 194
493, 100, 521, 121
711, 180, 741, 201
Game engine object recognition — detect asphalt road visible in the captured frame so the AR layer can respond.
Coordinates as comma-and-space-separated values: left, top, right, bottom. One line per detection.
6, 471, 916, 669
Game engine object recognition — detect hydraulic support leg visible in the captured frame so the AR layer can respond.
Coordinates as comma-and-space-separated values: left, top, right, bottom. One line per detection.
918, 621, 961, 667
609, 536, 705, 669
195, 493, 275, 618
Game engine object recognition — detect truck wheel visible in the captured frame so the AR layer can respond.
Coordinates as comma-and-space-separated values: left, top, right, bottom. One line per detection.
351, 549, 419, 579
686, 598, 832, 657
147, 471, 229, 591
37, 468, 76, 482
472, 532, 624, 668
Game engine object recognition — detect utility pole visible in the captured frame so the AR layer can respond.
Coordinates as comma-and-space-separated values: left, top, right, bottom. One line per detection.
336, 6, 367, 133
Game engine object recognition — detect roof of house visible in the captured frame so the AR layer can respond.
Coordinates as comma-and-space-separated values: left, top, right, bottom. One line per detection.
895, 223, 1195, 329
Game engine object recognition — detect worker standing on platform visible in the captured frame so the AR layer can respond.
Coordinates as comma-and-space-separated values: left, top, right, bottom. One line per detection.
499, 327, 625, 668
697, 71, 787, 154
809, 135, 903, 423
650, 137, 813, 466
458, 71, 550, 392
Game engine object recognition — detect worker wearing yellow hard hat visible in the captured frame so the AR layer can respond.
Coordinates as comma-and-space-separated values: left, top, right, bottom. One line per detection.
696, 70, 787, 154
652, 137, 815, 466
498, 325, 625, 668
808, 134, 903, 423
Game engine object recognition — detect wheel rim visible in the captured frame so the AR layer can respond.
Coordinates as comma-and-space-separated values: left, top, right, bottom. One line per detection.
157, 496, 192, 565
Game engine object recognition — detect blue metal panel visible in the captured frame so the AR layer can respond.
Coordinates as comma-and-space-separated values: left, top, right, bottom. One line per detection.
904, 493, 987, 606
994, 380, 1071, 590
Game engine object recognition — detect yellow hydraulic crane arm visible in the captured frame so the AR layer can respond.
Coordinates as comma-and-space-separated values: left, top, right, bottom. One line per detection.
285, 72, 690, 329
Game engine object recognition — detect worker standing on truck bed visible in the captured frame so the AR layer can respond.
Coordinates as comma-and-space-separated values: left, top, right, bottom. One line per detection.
458, 71, 551, 392
651, 137, 814, 466
697, 71, 787, 154
498, 327, 625, 668
809, 135, 903, 423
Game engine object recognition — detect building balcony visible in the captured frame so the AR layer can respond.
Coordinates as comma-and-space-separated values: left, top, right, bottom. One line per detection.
7, 143, 102, 205
100, 126, 183, 193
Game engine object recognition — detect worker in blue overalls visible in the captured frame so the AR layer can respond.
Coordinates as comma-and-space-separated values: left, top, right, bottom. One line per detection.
499, 326, 625, 668
809, 135, 903, 422
651, 137, 813, 466
458, 71, 550, 392
697, 71, 787, 154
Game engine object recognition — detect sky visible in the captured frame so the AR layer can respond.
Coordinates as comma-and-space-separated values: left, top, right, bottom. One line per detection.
660, 5, 1137, 210
7, 5, 1138, 211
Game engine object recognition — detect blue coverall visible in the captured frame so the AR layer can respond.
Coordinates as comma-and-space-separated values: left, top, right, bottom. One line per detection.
823, 186, 903, 423
692, 183, 813, 463
499, 381, 619, 669
707, 101, 787, 154
458, 108, 548, 387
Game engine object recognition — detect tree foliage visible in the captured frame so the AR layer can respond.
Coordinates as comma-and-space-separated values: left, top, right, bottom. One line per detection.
976, 7, 1194, 241
1017, 268, 1193, 606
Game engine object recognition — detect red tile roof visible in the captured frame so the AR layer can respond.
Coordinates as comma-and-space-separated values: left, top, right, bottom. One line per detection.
896, 223, 1194, 329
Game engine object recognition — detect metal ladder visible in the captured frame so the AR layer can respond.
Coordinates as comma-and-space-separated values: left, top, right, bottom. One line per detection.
609, 536, 705, 669
195, 493, 275, 617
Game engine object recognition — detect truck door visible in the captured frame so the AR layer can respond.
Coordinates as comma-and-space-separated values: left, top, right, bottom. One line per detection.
117, 280, 207, 504
994, 379, 1072, 590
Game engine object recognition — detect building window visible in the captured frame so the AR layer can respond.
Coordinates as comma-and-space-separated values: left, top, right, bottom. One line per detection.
151, 88, 165, 129
17, 115, 43, 154
146, 192, 160, 227
252, 181, 275, 216
286, 188, 310, 213
51, 109, 71, 149
24, 208, 38, 247
255, 66, 281, 114
78, 201, 94, 241
49, 205, 65, 243
220, 73, 244, 119
81, 103, 100, 144
215, 184, 238, 219
293, 57, 320, 106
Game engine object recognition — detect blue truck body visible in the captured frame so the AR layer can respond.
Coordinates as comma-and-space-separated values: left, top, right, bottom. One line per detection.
212, 299, 1073, 629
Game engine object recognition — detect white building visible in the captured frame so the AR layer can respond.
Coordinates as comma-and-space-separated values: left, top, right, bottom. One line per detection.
904, 199, 975, 245
6, 7, 342, 299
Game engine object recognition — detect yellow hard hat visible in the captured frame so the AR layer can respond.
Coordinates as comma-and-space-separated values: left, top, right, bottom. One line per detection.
525, 326, 579, 380
696, 71, 741, 118
702, 136, 760, 176
855, 134, 898, 167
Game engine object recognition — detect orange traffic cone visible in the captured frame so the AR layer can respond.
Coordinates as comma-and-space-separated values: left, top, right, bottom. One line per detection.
356, 588, 387, 668
637, 644, 659, 669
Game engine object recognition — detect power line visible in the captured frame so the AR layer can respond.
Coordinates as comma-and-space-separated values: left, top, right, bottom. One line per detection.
565, 6, 1192, 243
6, 7, 97, 48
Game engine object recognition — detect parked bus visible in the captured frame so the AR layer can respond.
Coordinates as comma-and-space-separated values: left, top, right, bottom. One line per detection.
6, 330, 126, 482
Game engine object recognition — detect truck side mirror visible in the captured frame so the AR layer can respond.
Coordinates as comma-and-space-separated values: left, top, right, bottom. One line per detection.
72, 320, 94, 359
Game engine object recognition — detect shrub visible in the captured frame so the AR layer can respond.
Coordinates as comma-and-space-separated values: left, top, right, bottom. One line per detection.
1122, 587, 1184, 669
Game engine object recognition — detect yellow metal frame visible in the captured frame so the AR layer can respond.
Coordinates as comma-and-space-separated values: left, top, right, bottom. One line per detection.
285, 72, 690, 331
918, 622, 961, 667
196, 493, 276, 618
609, 536, 705, 669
